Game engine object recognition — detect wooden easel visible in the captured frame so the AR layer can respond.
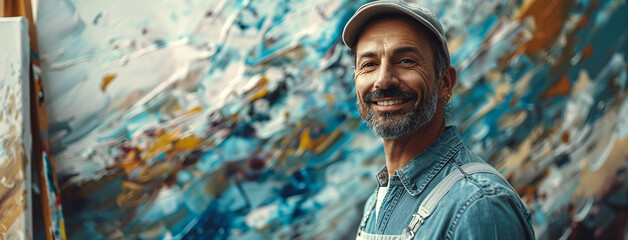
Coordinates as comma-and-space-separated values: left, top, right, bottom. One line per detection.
1, 1, 67, 239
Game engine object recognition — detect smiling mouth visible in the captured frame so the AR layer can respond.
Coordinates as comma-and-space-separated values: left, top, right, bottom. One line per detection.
373, 99, 409, 106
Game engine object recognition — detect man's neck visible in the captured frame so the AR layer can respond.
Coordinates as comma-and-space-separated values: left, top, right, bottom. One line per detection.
383, 113, 446, 177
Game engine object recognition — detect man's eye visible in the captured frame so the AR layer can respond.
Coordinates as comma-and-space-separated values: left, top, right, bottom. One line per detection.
399, 59, 415, 65
362, 62, 376, 69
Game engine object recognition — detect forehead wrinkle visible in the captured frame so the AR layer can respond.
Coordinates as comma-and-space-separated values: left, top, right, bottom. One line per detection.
354, 18, 437, 72
392, 46, 420, 55
355, 41, 384, 64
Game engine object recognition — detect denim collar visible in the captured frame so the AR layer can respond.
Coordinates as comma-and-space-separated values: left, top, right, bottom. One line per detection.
375, 126, 464, 196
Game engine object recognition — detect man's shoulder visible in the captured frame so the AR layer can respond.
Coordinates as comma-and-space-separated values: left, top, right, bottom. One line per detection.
443, 171, 534, 239
429, 141, 530, 218
444, 146, 527, 214
449, 171, 524, 206
428, 168, 533, 238
437, 162, 532, 226
445, 144, 526, 204
449, 143, 486, 165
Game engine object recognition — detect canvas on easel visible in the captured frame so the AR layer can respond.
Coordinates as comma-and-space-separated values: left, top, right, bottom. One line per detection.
0, 17, 33, 240
2, 0, 67, 239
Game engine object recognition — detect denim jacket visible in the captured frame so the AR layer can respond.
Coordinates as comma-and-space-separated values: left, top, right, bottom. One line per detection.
359, 126, 535, 239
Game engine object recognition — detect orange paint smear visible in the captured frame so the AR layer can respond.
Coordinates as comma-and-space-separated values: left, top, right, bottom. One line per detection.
101, 74, 117, 92
515, 0, 574, 55
552, 1, 598, 70
561, 132, 570, 143
581, 44, 594, 59
120, 151, 140, 174
543, 75, 571, 98
509, 95, 519, 107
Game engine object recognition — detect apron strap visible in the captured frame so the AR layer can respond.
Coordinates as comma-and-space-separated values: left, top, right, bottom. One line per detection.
400, 162, 508, 239
357, 188, 378, 237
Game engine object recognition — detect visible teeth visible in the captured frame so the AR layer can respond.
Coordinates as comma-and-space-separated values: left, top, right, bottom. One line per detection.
376, 99, 404, 106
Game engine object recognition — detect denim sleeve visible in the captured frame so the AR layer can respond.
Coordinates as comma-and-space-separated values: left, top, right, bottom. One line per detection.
446, 191, 535, 240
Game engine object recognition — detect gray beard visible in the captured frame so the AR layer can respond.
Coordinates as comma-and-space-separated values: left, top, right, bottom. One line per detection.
358, 90, 438, 140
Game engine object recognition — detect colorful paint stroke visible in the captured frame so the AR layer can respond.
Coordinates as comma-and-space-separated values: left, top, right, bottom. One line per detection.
0, 17, 33, 240
35, 0, 627, 239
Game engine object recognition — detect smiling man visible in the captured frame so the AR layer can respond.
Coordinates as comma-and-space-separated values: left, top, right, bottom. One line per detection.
342, 1, 535, 239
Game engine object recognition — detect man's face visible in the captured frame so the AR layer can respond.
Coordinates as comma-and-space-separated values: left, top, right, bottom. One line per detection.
354, 17, 439, 139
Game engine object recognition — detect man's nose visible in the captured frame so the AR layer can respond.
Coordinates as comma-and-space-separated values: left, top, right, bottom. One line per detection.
374, 62, 399, 89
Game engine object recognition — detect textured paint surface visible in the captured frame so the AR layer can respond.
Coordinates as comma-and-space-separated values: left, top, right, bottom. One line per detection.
0, 17, 33, 240
35, 0, 628, 239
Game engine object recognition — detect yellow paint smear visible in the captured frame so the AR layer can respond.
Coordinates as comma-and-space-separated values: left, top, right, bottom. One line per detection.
313, 125, 343, 154
178, 106, 202, 118
296, 128, 312, 156
186, 106, 202, 115
100, 74, 117, 92
324, 94, 334, 108
174, 135, 201, 151
250, 88, 268, 101
141, 129, 179, 162
0, 138, 27, 235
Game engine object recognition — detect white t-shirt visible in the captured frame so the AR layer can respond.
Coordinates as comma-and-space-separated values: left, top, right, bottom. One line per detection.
375, 177, 391, 221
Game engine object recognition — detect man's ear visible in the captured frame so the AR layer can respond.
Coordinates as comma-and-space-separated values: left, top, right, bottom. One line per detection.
438, 66, 457, 100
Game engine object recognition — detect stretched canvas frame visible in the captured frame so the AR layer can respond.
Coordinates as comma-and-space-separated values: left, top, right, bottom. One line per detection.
0, 17, 32, 240
2, 0, 67, 239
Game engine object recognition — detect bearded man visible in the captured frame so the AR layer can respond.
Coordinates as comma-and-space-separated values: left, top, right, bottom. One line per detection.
342, 1, 535, 239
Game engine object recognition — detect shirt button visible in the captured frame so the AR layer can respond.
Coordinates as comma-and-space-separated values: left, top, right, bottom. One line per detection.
412, 185, 417, 190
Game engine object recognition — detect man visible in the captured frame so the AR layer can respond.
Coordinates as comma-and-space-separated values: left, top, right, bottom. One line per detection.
342, 1, 535, 239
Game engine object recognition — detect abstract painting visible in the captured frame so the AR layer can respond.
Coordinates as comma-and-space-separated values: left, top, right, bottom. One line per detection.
34, 0, 628, 239
0, 17, 33, 240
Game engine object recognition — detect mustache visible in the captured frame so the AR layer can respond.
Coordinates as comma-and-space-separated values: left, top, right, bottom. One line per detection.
363, 88, 418, 102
